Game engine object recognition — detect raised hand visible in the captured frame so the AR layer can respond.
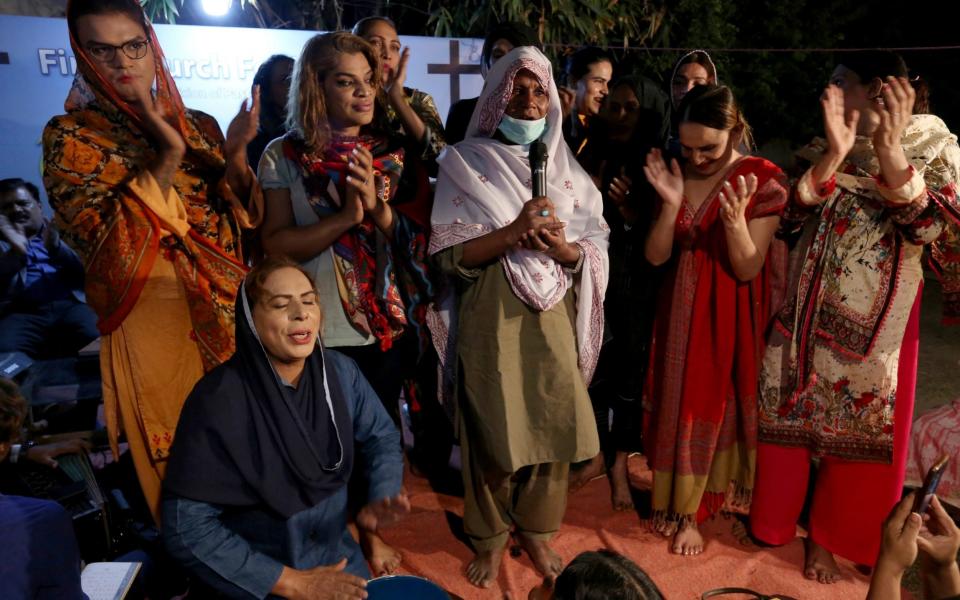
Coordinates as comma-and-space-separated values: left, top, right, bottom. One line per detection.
873, 76, 915, 155
821, 84, 858, 159
224, 84, 262, 164
719, 174, 758, 230
131, 83, 186, 157
385, 47, 410, 104
642, 148, 683, 210
357, 492, 411, 532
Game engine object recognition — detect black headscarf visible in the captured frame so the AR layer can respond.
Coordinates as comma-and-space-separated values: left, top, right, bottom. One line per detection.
579, 74, 668, 229
615, 75, 671, 154
163, 285, 354, 519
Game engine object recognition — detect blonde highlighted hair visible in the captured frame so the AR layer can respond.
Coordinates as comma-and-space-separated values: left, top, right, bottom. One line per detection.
287, 31, 382, 152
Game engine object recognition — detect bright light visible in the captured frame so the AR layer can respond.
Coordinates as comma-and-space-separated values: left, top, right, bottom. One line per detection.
201, 0, 231, 17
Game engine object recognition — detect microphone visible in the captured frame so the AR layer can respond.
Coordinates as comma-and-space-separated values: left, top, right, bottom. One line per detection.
529, 141, 548, 198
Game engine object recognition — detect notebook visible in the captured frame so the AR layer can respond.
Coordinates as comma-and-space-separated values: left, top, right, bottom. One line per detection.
80, 562, 141, 600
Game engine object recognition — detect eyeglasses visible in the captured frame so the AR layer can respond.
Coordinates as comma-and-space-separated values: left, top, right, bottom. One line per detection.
85, 39, 150, 63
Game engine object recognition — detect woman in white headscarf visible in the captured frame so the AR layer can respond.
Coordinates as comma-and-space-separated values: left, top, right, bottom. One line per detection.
429, 46, 609, 589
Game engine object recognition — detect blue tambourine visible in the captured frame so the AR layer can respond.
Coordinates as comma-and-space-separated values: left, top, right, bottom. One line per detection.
366, 575, 451, 599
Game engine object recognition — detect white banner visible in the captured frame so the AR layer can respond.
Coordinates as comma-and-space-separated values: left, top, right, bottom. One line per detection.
0, 15, 484, 205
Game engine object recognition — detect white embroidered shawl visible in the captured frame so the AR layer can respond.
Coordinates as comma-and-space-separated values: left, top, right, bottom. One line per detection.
428, 47, 610, 390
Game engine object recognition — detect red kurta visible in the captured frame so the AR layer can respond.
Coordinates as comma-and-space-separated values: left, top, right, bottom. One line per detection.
644, 156, 788, 526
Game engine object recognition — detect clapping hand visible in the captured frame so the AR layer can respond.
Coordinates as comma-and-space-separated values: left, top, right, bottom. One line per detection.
385, 47, 410, 104
344, 145, 379, 214
131, 84, 186, 158
642, 148, 683, 210
872, 76, 915, 156
719, 174, 758, 231
821, 84, 859, 160
224, 84, 262, 165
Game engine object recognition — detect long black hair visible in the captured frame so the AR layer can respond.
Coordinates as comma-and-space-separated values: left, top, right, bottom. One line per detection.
481, 22, 540, 71
553, 550, 665, 600
252, 54, 294, 117
837, 50, 929, 113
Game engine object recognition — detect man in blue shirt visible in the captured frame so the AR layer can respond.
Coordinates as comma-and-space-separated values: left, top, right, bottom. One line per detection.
0, 178, 98, 358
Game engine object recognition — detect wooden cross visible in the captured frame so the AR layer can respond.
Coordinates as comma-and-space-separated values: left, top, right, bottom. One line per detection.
427, 40, 481, 104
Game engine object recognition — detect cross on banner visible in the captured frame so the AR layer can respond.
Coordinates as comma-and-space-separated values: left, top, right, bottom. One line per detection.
427, 40, 481, 104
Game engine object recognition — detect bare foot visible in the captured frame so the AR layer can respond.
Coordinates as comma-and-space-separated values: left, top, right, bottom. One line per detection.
360, 529, 402, 577
672, 522, 704, 556
609, 452, 633, 511
517, 533, 564, 584
568, 453, 605, 493
652, 518, 677, 537
466, 548, 503, 588
804, 537, 841, 584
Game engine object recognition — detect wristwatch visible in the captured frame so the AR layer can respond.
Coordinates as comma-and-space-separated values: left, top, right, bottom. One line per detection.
9, 440, 36, 464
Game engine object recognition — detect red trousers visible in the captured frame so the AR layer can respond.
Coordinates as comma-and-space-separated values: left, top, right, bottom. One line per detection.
750, 289, 921, 567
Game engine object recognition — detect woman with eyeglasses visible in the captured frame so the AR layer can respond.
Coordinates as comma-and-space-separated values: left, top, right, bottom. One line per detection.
42, 0, 262, 524
752, 51, 960, 583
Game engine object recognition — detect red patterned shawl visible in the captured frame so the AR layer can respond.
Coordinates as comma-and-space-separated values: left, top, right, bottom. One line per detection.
644, 156, 788, 523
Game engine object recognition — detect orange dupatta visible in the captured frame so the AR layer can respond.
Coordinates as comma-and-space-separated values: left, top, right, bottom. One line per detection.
43, 4, 261, 370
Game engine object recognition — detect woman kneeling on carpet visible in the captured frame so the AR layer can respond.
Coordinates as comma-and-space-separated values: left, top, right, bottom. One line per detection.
162, 256, 408, 599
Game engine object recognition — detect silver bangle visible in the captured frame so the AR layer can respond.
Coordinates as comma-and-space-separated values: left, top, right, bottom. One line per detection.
563, 246, 585, 275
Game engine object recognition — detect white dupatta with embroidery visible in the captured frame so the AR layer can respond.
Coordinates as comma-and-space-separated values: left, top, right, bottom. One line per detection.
428, 47, 609, 399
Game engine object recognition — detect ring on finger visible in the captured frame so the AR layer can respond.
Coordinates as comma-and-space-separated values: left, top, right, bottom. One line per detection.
540, 209, 551, 217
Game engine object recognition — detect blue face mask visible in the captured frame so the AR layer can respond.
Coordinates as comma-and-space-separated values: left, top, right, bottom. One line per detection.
498, 114, 547, 145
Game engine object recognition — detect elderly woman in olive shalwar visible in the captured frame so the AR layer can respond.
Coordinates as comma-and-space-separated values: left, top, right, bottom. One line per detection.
430, 46, 609, 588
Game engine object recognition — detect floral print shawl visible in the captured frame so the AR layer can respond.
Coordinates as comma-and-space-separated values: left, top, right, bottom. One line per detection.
759, 114, 960, 462
42, 5, 261, 370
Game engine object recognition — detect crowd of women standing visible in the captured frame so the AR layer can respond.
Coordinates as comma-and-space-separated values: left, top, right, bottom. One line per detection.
35, 0, 960, 596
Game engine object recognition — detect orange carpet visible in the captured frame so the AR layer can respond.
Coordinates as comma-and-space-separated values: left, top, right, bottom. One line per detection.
378, 454, 899, 599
